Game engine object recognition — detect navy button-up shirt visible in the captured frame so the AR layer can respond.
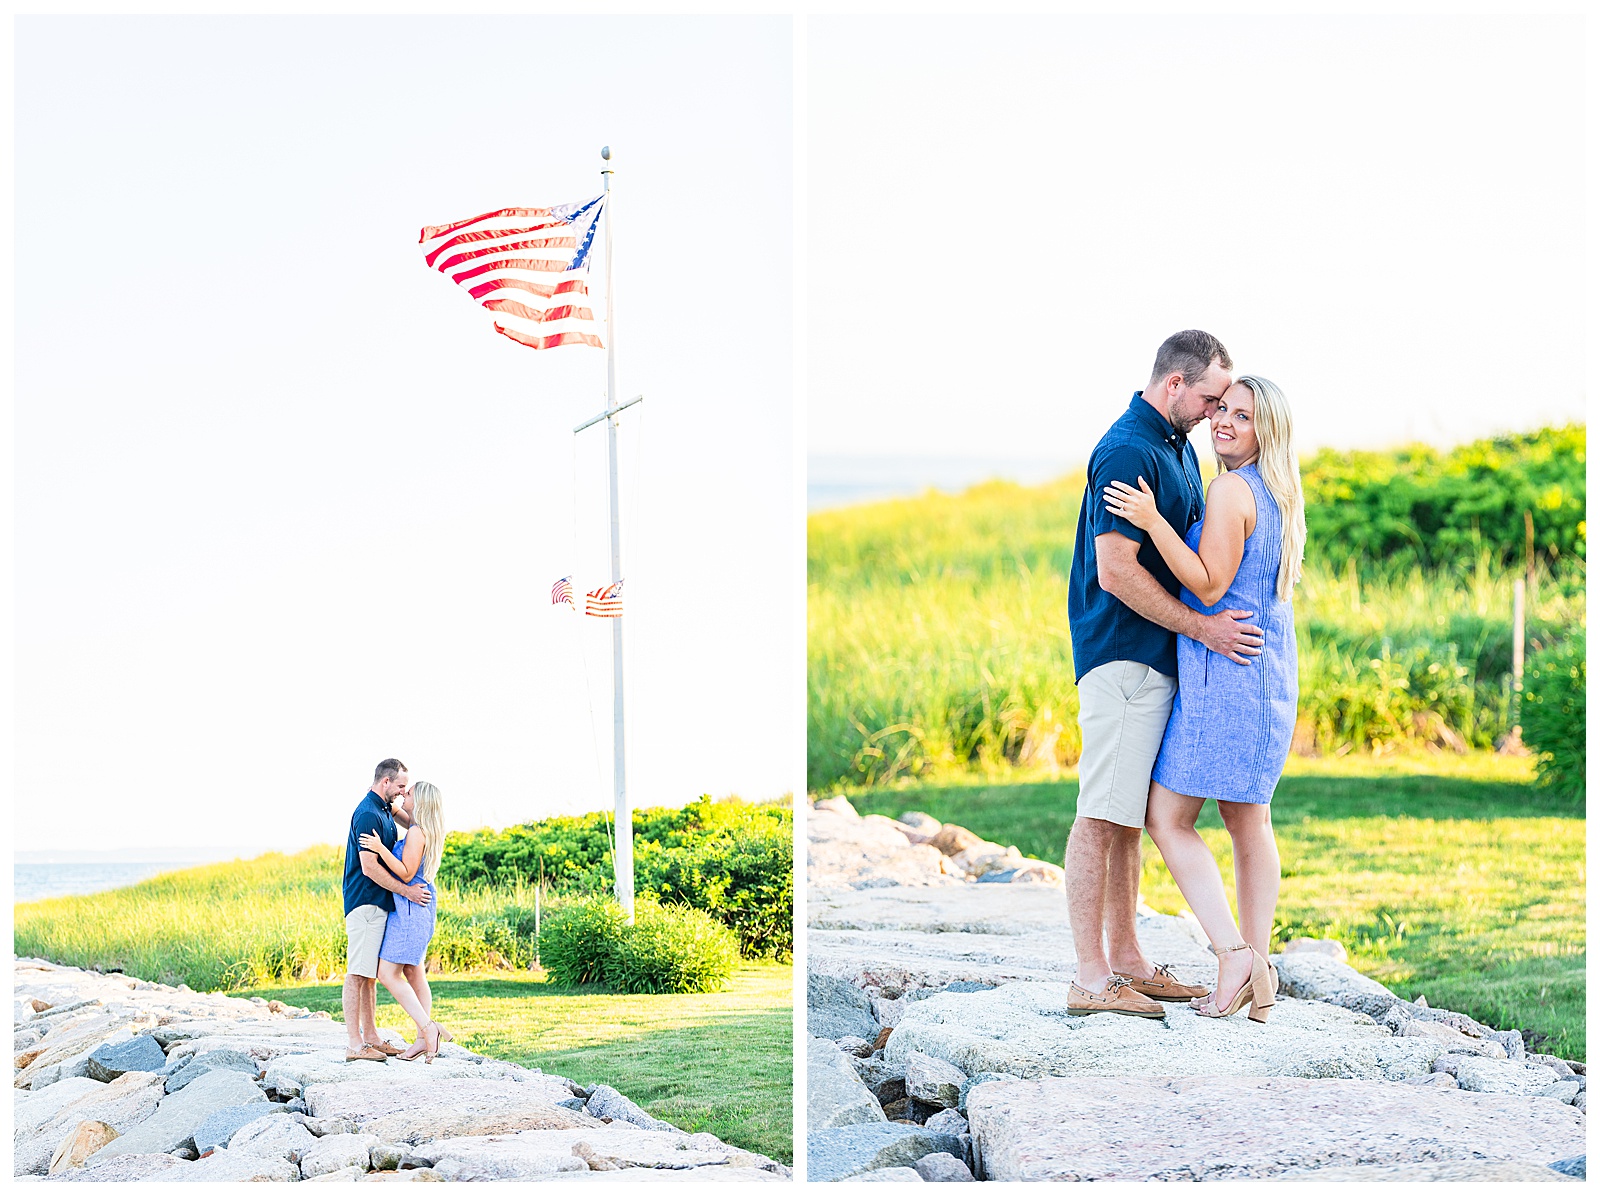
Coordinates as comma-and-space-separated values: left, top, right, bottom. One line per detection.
1068, 393, 1205, 682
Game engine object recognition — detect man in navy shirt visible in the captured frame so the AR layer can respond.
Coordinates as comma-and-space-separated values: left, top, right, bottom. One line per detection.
1064, 331, 1264, 1018
343, 758, 431, 1061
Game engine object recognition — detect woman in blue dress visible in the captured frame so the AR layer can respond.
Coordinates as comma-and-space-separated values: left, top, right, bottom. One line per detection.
1103, 375, 1305, 1025
359, 780, 454, 1061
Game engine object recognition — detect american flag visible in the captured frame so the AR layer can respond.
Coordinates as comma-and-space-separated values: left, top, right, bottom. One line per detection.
585, 580, 624, 618
551, 576, 574, 608
420, 198, 605, 350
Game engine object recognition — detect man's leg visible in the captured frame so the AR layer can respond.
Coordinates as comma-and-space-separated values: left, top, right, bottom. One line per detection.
341, 973, 369, 1053
1065, 815, 1118, 993
1105, 821, 1159, 980
362, 975, 381, 1045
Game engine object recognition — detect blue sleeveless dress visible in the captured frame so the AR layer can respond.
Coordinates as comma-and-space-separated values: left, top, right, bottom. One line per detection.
1151, 464, 1297, 805
376, 836, 436, 967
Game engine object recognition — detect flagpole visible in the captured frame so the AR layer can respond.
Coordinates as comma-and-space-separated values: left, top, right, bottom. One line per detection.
600, 145, 634, 923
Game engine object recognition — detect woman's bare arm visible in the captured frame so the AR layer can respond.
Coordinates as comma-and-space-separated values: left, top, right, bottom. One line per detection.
358, 829, 424, 881
1103, 472, 1255, 606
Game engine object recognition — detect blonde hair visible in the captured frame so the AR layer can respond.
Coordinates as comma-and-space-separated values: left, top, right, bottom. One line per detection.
1219, 375, 1306, 602
410, 781, 446, 884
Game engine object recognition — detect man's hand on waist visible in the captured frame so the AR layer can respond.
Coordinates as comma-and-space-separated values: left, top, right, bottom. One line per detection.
1194, 609, 1264, 664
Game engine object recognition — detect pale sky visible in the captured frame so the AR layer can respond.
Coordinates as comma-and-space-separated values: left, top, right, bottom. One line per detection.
807, 13, 1586, 466
14, 15, 795, 855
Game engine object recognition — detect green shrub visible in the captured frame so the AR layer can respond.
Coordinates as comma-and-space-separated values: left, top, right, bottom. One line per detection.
636, 824, 794, 961
441, 798, 794, 961
1522, 633, 1586, 797
1301, 425, 1584, 572
539, 896, 628, 987
606, 900, 741, 994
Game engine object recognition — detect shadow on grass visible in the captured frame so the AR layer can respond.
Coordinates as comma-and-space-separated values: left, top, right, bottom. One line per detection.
232, 972, 793, 1164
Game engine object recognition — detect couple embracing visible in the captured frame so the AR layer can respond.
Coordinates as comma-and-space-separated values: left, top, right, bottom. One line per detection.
342, 758, 454, 1062
1065, 330, 1305, 1023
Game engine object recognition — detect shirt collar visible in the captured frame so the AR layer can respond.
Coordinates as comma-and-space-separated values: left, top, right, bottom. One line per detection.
1129, 391, 1187, 453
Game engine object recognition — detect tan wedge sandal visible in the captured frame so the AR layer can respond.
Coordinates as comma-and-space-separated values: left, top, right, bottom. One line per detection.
1190, 943, 1275, 1023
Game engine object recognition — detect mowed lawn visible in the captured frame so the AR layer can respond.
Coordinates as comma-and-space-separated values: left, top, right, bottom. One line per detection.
845, 756, 1585, 1061
232, 962, 793, 1164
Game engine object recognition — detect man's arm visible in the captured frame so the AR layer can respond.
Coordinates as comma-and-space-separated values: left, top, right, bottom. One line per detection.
1095, 532, 1263, 664
360, 850, 429, 905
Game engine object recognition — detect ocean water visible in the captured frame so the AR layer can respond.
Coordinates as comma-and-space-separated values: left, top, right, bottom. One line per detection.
14, 862, 190, 904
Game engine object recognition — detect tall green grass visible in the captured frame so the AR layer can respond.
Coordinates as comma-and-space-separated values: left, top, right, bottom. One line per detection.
808, 475, 1584, 789
14, 848, 560, 992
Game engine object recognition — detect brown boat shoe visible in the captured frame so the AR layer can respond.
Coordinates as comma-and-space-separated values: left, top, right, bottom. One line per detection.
1120, 963, 1209, 1000
344, 1044, 388, 1063
369, 1039, 406, 1057
1067, 976, 1167, 1019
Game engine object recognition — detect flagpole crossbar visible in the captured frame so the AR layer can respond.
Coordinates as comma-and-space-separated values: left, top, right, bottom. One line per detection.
573, 394, 645, 434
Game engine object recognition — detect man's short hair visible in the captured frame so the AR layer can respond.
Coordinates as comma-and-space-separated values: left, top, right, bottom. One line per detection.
1150, 330, 1233, 387
373, 758, 408, 784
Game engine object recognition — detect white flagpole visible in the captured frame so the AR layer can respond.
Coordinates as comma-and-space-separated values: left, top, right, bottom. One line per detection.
600, 145, 634, 923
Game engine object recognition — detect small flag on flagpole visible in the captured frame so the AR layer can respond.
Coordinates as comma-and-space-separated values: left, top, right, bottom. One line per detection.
420, 198, 605, 350
552, 577, 574, 608
585, 580, 624, 618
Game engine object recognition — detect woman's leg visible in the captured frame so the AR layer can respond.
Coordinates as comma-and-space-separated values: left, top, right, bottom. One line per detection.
1218, 800, 1280, 958
1144, 782, 1251, 1002
376, 958, 430, 1038
403, 963, 431, 1021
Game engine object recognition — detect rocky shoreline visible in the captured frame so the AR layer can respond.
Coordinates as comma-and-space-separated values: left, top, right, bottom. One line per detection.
805, 796, 1586, 1183
13, 957, 789, 1182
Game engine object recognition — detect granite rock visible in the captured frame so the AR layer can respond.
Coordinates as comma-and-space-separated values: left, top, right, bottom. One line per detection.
303, 1075, 580, 1130
173, 1148, 302, 1182
924, 1108, 969, 1136
807, 1122, 966, 1183
844, 1166, 925, 1181
584, 1083, 679, 1131
85, 1034, 167, 1082
1455, 1058, 1561, 1096
807, 972, 880, 1041
361, 1101, 601, 1145
298, 1131, 379, 1178
13, 1075, 106, 1136
898, 812, 943, 843
165, 1047, 259, 1091
47, 1120, 118, 1175
226, 1111, 317, 1161
260, 1047, 495, 1096
193, 1101, 290, 1154
808, 1035, 886, 1128
1270, 952, 1394, 1002
1548, 1155, 1585, 1179
905, 1049, 967, 1108
45, 1153, 187, 1182
15, 1071, 166, 1176
1283, 1161, 1579, 1181
968, 1075, 1585, 1181
88, 1067, 269, 1162
916, 1150, 976, 1181
884, 981, 1438, 1083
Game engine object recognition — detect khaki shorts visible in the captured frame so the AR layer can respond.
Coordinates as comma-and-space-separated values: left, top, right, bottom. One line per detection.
345, 904, 388, 978
1075, 660, 1177, 828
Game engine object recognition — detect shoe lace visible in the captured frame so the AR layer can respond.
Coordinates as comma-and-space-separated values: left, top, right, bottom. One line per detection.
1105, 974, 1135, 994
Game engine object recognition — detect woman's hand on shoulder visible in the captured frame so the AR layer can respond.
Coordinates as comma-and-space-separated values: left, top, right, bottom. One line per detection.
1103, 476, 1159, 531
357, 831, 383, 854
